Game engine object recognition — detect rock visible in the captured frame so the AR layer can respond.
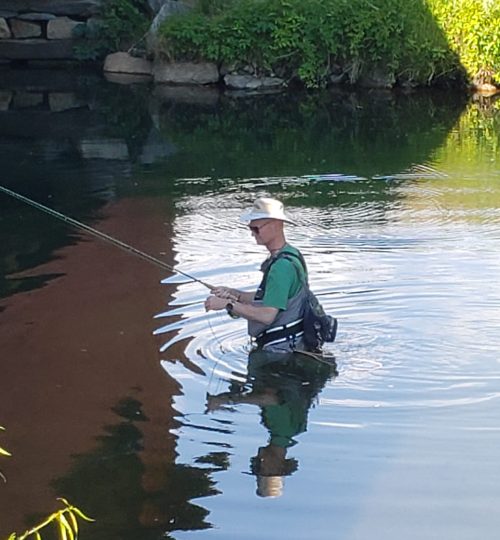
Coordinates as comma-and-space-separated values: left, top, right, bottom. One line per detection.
153, 62, 219, 85
473, 83, 499, 96
12, 91, 44, 109
85, 16, 102, 34
18, 13, 57, 21
0, 39, 74, 59
103, 52, 153, 75
49, 92, 85, 112
11, 19, 42, 39
47, 17, 81, 39
328, 64, 346, 85
146, 1, 192, 52
148, 0, 194, 15
329, 73, 346, 85
0, 90, 13, 111
0, 18, 11, 39
0, 12, 17, 19
80, 138, 130, 161
358, 67, 395, 89
1, 1, 100, 17
223, 74, 285, 90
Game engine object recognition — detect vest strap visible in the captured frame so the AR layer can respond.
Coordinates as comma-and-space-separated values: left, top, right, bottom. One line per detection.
255, 318, 304, 347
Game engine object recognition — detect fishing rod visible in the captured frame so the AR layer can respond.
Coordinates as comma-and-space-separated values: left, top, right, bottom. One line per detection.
0, 185, 215, 291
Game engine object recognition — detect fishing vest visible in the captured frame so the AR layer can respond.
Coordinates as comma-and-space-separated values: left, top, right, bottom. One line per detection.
248, 251, 308, 352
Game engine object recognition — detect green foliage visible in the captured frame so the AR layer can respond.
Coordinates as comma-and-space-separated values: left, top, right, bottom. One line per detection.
157, 0, 465, 88
428, 0, 500, 85
195, 0, 235, 16
1, 424, 10, 483
74, 0, 151, 61
7, 498, 94, 540
0, 425, 10, 458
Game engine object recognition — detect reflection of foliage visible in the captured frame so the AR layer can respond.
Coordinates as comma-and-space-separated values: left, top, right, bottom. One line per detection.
52, 397, 223, 540
0, 191, 103, 302
151, 89, 466, 182
419, 98, 500, 217
194, 452, 230, 470
0, 77, 148, 303
89, 83, 153, 162
7, 499, 94, 540
437, 100, 500, 172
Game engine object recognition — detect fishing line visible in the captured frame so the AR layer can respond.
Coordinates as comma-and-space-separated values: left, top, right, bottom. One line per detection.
0, 185, 214, 290
1, 185, 335, 381
0, 185, 234, 375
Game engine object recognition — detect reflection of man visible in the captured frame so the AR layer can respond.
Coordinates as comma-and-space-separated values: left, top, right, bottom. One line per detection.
206, 351, 336, 497
204, 197, 309, 353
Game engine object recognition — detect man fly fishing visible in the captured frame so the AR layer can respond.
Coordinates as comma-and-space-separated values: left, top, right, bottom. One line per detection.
0, 186, 335, 353
204, 197, 313, 353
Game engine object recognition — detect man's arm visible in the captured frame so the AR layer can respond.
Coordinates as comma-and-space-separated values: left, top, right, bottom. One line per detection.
204, 295, 278, 325
211, 286, 255, 304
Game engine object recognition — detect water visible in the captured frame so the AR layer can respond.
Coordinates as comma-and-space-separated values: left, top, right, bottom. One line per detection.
1, 68, 500, 540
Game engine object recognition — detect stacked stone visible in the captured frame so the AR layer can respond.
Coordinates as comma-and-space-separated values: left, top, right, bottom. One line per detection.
0, 0, 100, 61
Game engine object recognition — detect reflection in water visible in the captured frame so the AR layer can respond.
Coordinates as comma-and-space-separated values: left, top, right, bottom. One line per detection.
52, 397, 222, 540
2, 66, 500, 540
206, 351, 337, 498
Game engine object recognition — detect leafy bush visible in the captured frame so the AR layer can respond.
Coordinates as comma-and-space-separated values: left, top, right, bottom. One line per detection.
74, 0, 151, 60
157, 0, 500, 88
157, 0, 465, 88
429, 0, 500, 85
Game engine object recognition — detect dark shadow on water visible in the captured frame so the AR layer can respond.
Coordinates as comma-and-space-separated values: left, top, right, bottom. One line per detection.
48, 353, 336, 536
0, 69, 153, 303
51, 397, 223, 540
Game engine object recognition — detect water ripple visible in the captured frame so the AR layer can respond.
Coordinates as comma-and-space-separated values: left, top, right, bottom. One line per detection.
156, 180, 500, 414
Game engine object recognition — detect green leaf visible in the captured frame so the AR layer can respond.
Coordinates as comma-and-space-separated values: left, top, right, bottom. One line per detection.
58, 514, 74, 540
70, 506, 95, 523
66, 510, 79, 535
56, 516, 68, 540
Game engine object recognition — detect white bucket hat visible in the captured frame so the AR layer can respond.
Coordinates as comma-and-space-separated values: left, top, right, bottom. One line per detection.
239, 197, 295, 225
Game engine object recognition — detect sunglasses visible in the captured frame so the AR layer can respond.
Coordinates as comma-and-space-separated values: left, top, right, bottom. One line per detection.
249, 222, 271, 234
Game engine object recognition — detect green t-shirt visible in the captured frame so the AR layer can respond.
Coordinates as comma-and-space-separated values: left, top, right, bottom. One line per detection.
262, 245, 307, 311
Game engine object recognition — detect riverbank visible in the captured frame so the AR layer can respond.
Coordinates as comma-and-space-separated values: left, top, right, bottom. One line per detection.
1, 0, 499, 94
152, 0, 500, 92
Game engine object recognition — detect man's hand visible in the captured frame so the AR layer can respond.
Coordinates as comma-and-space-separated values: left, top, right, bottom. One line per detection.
204, 295, 228, 312
211, 286, 240, 301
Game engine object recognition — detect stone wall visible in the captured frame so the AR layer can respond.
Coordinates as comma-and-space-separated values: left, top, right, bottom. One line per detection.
0, 1, 100, 61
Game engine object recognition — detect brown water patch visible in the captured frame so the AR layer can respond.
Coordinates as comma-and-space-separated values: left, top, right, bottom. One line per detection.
0, 196, 180, 535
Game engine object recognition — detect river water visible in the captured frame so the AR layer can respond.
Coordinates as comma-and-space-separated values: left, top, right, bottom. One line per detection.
1, 69, 499, 540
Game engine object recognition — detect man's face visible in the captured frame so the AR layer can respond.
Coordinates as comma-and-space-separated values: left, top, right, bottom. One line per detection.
248, 219, 275, 245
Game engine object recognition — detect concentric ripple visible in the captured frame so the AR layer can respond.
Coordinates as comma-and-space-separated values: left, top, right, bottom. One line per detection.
156, 175, 500, 414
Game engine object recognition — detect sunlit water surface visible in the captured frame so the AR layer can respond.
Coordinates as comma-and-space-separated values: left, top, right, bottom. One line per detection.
158, 172, 500, 540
